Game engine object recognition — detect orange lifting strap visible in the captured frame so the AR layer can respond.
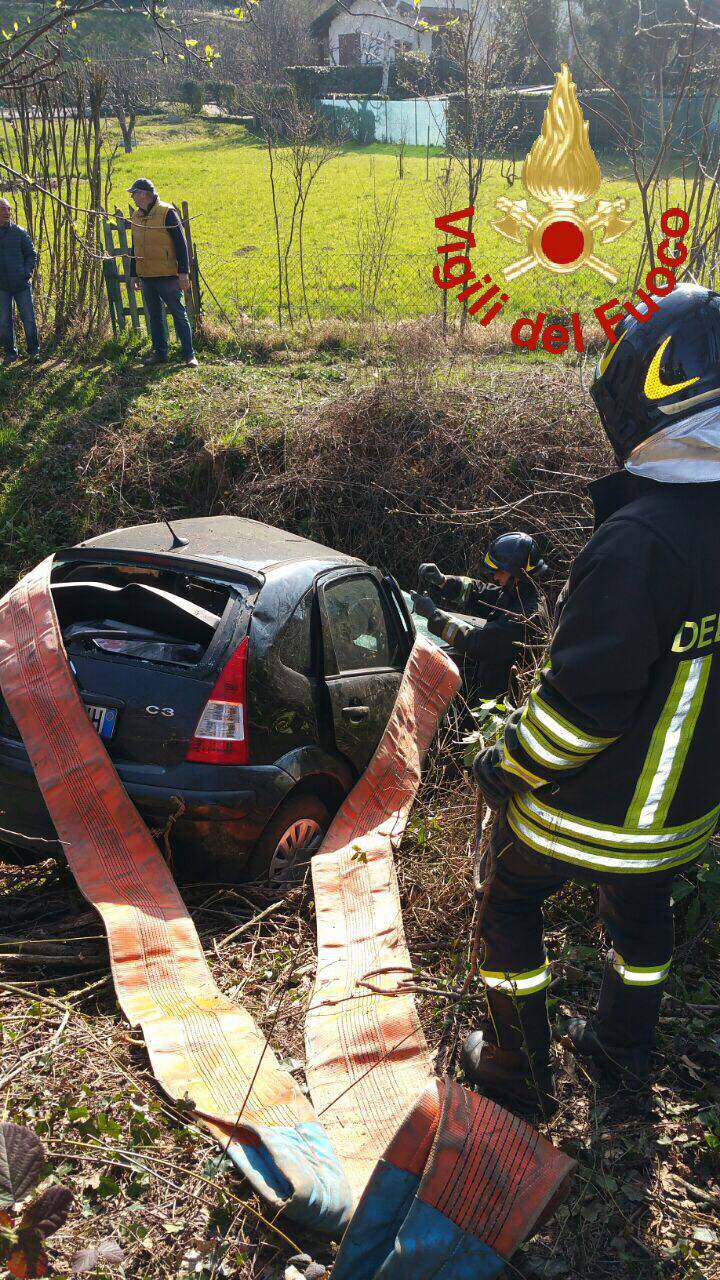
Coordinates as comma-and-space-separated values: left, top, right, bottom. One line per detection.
0, 557, 575, 1263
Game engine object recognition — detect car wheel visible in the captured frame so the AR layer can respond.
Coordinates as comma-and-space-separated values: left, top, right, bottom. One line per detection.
246, 795, 330, 887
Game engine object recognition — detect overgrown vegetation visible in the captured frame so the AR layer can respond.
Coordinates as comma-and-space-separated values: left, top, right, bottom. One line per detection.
0, 321, 607, 591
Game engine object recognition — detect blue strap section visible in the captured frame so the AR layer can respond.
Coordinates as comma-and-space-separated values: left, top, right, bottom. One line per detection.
227, 1122, 352, 1236
333, 1163, 505, 1280
331, 1163, 419, 1280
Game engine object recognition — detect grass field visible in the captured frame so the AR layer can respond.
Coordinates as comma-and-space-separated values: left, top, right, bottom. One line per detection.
4, 0, 159, 55
102, 119, 683, 325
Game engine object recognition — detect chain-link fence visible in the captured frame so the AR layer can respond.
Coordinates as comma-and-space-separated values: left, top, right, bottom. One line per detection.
193, 240, 445, 326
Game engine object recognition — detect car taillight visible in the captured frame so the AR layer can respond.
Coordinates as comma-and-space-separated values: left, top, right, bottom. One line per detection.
186, 637, 249, 765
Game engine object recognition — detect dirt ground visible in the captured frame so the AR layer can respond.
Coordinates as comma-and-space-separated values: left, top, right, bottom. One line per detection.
1, 744, 718, 1280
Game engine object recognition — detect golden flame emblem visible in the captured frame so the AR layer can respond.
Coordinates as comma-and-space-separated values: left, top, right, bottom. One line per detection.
491, 64, 633, 282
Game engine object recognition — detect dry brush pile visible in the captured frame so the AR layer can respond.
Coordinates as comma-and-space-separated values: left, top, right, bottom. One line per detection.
64, 348, 612, 602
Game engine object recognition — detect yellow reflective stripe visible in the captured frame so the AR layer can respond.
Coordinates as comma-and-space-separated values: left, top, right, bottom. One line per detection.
525, 700, 602, 757
514, 791, 719, 849
499, 745, 545, 788
612, 952, 672, 986
507, 803, 708, 872
480, 962, 551, 995
516, 718, 582, 770
597, 328, 627, 377
628, 656, 712, 830
457, 576, 474, 606
441, 618, 464, 645
530, 690, 618, 752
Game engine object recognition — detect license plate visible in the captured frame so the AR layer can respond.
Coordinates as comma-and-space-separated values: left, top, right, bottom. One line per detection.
84, 703, 118, 740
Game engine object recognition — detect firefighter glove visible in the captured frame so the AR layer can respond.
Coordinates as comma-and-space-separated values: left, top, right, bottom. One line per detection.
473, 742, 512, 810
418, 563, 446, 591
411, 590, 439, 621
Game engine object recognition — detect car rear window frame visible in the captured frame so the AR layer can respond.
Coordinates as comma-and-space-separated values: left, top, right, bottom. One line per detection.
50, 554, 259, 681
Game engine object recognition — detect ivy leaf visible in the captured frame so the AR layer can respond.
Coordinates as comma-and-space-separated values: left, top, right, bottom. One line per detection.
20, 1187, 73, 1239
0, 1126, 45, 1209
671, 881, 696, 905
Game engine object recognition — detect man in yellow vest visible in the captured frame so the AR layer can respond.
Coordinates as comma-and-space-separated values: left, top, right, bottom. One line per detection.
128, 178, 198, 368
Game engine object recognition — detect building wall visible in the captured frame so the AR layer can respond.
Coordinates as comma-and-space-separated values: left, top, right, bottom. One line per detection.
325, 0, 485, 67
326, 0, 432, 66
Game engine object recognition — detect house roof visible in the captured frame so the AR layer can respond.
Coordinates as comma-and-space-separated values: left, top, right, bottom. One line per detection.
310, 0, 453, 37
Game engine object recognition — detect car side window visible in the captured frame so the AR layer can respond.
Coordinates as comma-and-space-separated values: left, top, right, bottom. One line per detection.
323, 576, 399, 673
277, 589, 313, 675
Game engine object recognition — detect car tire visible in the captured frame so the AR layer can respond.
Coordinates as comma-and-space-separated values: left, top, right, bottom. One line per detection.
245, 794, 330, 887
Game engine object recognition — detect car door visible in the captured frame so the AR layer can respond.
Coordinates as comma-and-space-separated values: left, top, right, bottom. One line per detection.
317, 569, 407, 773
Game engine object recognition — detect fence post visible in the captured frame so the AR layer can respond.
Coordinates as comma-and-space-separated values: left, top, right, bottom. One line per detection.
115, 207, 144, 334
101, 215, 124, 335
180, 199, 202, 322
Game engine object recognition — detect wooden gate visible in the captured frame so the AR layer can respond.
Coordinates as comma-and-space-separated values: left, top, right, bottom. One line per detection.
102, 201, 202, 336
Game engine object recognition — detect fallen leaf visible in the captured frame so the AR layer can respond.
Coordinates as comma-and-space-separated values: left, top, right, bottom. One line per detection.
0, 1126, 45, 1208
6, 1244, 49, 1278
21, 1186, 73, 1238
71, 1237, 124, 1273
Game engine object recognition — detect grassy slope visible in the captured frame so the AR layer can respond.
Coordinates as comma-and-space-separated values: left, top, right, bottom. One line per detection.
0, 338, 718, 1279
102, 119, 683, 321
3, 1, 159, 54
0, 331, 377, 585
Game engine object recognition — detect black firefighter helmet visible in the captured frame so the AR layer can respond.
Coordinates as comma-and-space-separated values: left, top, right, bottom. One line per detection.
590, 284, 720, 464
483, 532, 547, 579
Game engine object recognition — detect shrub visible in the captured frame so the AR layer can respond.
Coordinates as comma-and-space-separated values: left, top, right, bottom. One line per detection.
285, 64, 386, 102
178, 79, 204, 115
206, 80, 238, 113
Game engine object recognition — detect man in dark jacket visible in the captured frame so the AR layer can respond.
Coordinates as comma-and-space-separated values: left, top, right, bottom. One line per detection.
127, 178, 198, 368
462, 284, 720, 1119
411, 533, 549, 702
0, 199, 39, 364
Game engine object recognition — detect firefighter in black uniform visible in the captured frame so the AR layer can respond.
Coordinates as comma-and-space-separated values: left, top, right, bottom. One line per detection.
411, 533, 549, 702
462, 284, 720, 1118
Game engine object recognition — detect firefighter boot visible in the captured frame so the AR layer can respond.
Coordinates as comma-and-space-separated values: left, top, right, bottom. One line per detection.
460, 1031, 559, 1120
567, 1018, 651, 1086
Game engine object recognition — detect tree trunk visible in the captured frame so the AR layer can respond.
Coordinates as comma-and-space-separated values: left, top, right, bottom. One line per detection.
381, 33, 392, 98
116, 113, 134, 154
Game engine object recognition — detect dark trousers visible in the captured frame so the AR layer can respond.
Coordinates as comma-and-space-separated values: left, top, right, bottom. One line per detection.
480, 812, 676, 1067
0, 286, 39, 358
139, 276, 194, 360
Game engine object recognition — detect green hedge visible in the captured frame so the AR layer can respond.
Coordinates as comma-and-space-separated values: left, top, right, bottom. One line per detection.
286, 64, 386, 101
394, 51, 461, 96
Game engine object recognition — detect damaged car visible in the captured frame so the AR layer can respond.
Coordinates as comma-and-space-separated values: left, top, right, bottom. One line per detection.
0, 517, 417, 883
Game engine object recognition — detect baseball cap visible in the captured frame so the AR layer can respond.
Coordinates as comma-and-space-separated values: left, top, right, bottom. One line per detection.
126, 178, 156, 194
